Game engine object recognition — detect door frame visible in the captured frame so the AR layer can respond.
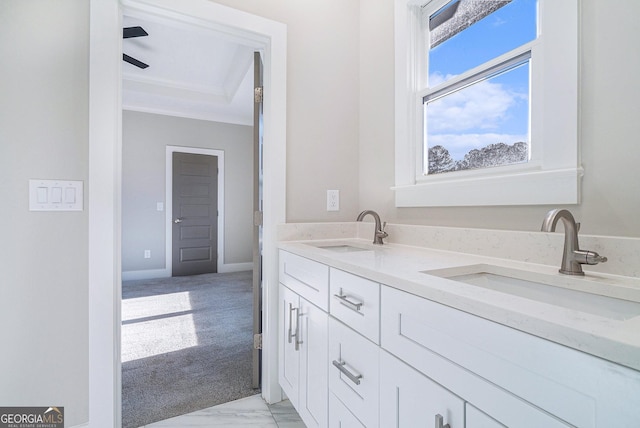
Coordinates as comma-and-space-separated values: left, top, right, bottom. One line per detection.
166, 146, 225, 277
88, 1, 287, 426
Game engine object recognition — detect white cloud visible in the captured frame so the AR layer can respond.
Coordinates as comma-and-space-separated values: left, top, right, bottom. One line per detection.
492, 16, 507, 27
427, 73, 526, 133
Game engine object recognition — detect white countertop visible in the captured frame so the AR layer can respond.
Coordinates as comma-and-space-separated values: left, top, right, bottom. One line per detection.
278, 238, 640, 372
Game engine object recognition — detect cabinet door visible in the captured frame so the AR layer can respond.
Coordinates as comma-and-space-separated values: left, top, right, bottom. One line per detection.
380, 350, 464, 428
278, 283, 300, 408
328, 317, 379, 428
298, 297, 328, 428
466, 404, 506, 428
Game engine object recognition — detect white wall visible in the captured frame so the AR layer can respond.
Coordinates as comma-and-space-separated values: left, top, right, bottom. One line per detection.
0, 1, 89, 426
122, 111, 253, 274
210, 0, 362, 223
359, 0, 640, 238
213, 0, 640, 238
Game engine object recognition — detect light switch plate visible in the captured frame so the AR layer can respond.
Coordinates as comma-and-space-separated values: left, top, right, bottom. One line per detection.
29, 179, 83, 211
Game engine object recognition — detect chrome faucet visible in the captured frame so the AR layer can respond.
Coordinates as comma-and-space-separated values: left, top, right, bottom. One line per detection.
541, 209, 607, 275
356, 210, 388, 245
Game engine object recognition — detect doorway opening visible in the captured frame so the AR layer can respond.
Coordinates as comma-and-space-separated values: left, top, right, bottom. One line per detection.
119, 7, 262, 426
88, 1, 286, 425
121, 136, 256, 425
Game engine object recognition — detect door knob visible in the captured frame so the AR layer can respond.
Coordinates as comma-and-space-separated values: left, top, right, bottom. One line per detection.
174, 217, 184, 224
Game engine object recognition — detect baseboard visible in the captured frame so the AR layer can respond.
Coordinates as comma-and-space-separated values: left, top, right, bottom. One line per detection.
69, 423, 89, 428
218, 262, 253, 273
122, 263, 252, 281
122, 268, 170, 281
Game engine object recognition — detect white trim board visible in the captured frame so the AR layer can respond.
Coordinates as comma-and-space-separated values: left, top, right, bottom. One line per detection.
89, 1, 286, 426
165, 146, 225, 278
122, 263, 253, 281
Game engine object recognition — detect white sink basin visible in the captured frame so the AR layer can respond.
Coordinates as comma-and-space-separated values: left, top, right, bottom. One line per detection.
423, 264, 640, 321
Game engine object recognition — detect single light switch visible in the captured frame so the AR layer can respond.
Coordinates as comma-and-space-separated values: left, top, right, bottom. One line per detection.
51, 187, 62, 203
65, 187, 76, 204
37, 187, 48, 203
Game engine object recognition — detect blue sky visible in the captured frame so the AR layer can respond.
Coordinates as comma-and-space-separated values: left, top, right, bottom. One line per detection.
426, 0, 536, 162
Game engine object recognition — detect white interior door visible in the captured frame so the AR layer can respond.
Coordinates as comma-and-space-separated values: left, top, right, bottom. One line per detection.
252, 51, 264, 388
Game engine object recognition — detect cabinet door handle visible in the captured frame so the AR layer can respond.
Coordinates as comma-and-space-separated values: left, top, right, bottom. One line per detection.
333, 289, 363, 312
435, 414, 451, 428
287, 303, 297, 344
332, 359, 363, 385
288, 303, 302, 351
294, 308, 302, 351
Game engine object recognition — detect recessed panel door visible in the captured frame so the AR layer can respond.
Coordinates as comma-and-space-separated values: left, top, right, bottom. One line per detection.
172, 152, 218, 276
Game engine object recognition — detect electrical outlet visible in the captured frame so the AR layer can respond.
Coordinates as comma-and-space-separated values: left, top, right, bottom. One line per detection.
327, 190, 339, 211
144, 250, 151, 259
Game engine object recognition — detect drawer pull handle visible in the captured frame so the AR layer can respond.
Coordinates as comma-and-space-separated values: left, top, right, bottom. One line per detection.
435, 414, 450, 428
334, 289, 363, 312
332, 359, 363, 385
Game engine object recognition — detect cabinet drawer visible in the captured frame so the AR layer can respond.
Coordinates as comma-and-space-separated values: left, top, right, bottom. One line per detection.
329, 392, 365, 428
329, 268, 380, 344
381, 286, 575, 428
279, 250, 329, 311
329, 317, 379, 428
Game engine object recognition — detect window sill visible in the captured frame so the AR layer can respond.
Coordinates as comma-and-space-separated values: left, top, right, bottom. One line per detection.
393, 167, 583, 207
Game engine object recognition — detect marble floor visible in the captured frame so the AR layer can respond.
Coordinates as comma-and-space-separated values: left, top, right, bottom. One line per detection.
143, 394, 305, 427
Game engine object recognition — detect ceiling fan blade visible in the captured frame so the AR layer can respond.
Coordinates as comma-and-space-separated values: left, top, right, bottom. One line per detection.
123, 26, 148, 39
123, 53, 149, 69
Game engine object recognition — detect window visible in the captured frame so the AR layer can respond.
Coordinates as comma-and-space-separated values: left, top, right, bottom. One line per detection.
394, 0, 581, 207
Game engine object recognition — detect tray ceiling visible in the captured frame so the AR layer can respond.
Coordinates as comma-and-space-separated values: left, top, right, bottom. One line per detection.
122, 13, 254, 125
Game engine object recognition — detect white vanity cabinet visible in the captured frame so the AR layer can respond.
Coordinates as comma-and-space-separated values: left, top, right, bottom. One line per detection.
278, 248, 640, 428
278, 252, 329, 428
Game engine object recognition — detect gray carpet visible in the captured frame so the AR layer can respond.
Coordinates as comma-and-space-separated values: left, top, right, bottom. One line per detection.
121, 270, 258, 428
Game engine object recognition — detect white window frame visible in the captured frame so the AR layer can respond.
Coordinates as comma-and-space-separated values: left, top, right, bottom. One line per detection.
394, 0, 582, 207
